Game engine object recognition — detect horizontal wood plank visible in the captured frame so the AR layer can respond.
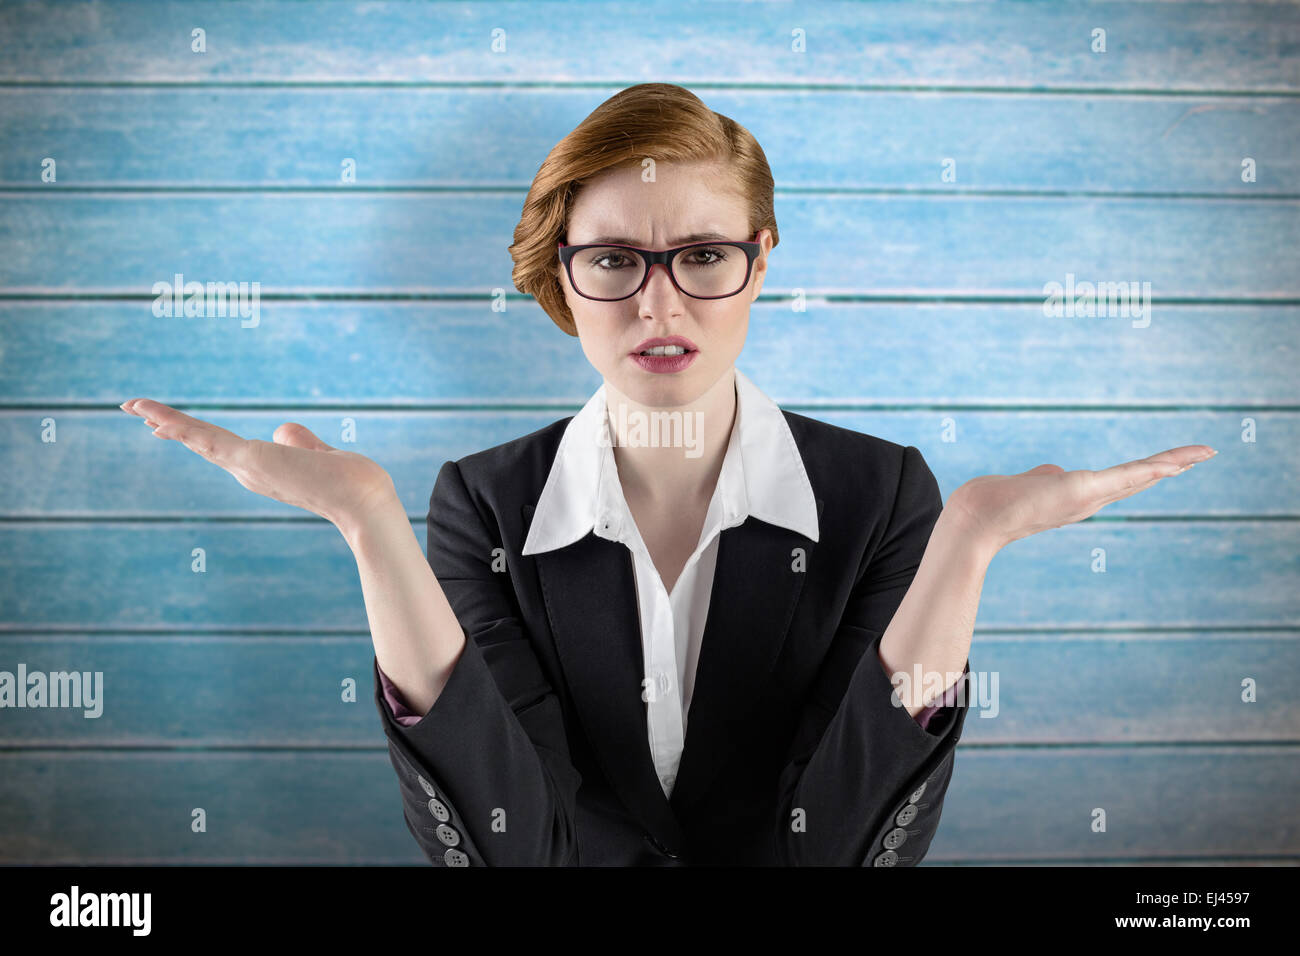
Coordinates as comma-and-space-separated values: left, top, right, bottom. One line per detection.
1, 1, 1294, 91
0, 409, 1289, 516
0, 522, 1295, 629
1, 194, 1296, 295
1, 302, 1295, 407
0, 751, 427, 863
0, 746, 1294, 862
3, 88, 1296, 192
0, 632, 1296, 746
928, 745, 1300, 862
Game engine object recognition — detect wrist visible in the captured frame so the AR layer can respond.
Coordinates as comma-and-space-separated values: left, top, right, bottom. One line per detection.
337, 483, 407, 554
933, 499, 1002, 568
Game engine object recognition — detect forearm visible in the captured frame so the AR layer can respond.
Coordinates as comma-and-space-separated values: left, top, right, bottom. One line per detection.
340, 491, 466, 717
878, 505, 997, 716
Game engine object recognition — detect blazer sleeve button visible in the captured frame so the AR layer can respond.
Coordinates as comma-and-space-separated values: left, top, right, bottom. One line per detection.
417, 775, 437, 797
435, 824, 461, 847
443, 848, 469, 867
427, 797, 450, 822
872, 850, 899, 867
895, 804, 918, 826
908, 782, 927, 803
883, 827, 909, 850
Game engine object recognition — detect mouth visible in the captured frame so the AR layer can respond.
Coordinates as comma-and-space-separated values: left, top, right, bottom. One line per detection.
636, 344, 694, 357
630, 335, 699, 357
629, 338, 700, 374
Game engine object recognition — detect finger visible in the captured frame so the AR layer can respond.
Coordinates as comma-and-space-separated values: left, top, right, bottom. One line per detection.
121, 398, 173, 421
273, 422, 335, 452
1089, 468, 1172, 511
129, 401, 249, 468
1024, 463, 1065, 476
124, 398, 214, 431
1146, 444, 1216, 467
1085, 445, 1215, 506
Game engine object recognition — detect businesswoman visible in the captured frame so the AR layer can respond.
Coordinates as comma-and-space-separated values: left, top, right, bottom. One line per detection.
120, 83, 1213, 866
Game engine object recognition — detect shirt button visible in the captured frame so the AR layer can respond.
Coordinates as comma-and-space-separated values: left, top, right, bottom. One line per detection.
656, 671, 673, 695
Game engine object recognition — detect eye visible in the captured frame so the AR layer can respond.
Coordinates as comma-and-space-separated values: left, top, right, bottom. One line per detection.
590, 251, 635, 270
683, 246, 727, 266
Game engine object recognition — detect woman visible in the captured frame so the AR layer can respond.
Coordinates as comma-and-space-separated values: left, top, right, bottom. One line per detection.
119, 84, 1213, 866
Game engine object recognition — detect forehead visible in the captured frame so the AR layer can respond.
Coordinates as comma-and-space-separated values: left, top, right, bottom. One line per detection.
567, 160, 746, 242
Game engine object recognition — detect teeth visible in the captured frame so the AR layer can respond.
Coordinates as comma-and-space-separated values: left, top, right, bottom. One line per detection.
640, 345, 688, 356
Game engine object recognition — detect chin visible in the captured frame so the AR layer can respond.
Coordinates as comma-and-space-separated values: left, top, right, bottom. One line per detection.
625, 385, 688, 410
617, 370, 703, 409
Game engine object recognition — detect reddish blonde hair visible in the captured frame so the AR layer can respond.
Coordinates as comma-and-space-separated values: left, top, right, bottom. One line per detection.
508, 83, 779, 336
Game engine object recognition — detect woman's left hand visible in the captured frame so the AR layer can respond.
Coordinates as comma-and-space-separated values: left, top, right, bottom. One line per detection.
945, 443, 1216, 556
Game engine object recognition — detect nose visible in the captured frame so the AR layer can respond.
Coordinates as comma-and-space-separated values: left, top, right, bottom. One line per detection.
635, 262, 689, 317
637, 261, 676, 295
634, 265, 685, 323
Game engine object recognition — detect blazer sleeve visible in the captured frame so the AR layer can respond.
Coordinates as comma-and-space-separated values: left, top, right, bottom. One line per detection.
770, 443, 973, 866
373, 459, 583, 866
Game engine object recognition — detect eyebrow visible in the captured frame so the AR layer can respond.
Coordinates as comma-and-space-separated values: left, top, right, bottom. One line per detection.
579, 231, 733, 247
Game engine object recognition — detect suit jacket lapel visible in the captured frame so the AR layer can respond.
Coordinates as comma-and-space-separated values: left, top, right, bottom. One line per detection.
669, 497, 823, 811
523, 503, 686, 854
522, 497, 822, 850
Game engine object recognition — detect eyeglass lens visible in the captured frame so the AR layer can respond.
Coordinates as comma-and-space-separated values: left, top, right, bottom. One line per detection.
568, 244, 750, 299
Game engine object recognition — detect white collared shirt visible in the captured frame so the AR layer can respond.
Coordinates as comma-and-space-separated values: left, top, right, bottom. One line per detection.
521, 367, 819, 799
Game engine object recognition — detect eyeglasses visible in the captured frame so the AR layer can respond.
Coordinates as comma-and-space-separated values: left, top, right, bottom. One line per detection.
557, 232, 762, 301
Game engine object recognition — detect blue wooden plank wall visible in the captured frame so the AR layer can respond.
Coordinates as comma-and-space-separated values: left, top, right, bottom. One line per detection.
0, 0, 1297, 865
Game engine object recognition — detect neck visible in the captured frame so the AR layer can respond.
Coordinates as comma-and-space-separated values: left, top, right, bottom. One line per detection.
604, 368, 737, 507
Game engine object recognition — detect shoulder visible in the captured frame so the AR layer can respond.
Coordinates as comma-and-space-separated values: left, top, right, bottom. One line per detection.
430, 415, 571, 512
780, 409, 941, 515
780, 408, 931, 481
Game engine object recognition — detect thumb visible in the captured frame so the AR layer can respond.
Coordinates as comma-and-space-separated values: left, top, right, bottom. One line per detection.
272, 422, 335, 452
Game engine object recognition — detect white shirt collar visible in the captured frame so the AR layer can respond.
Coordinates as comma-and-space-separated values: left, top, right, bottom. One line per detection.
521, 367, 819, 555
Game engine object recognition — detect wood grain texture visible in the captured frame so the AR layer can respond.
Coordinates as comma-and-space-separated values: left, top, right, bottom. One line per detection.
0, 522, 1295, 629
0, 409, 1294, 515
1, 1, 1295, 91
2, 193, 1296, 295
3, 89, 1297, 192
0, 747, 1293, 863
0, 633, 1295, 746
3, 302, 1298, 406
0, 0, 1296, 865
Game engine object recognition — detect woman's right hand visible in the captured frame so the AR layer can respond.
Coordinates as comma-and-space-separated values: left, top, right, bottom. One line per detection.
120, 398, 400, 540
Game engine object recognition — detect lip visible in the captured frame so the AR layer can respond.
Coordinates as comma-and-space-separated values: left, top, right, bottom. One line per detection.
629, 335, 700, 375
631, 335, 698, 355
631, 350, 699, 374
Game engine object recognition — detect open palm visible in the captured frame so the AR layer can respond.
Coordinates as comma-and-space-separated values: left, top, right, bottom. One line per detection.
120, 398, 397, 534
948, 443, 1216, 552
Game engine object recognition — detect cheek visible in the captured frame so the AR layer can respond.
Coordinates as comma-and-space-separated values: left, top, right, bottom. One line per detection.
714, 307, 749, 351
572, 318, 623, 372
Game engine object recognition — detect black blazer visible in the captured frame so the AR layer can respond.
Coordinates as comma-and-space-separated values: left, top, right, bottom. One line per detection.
373, 408, 972, 866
